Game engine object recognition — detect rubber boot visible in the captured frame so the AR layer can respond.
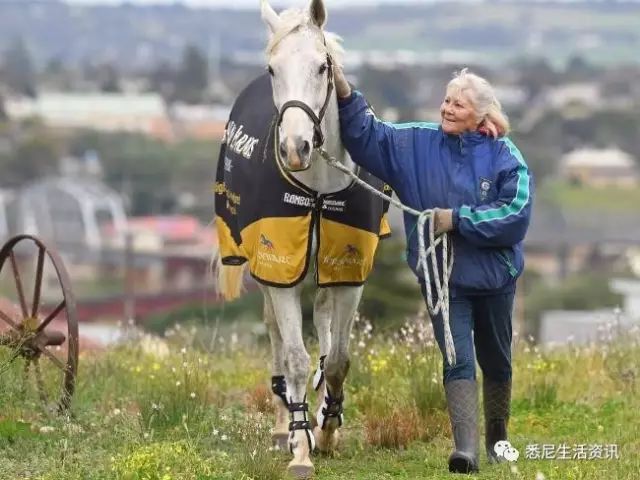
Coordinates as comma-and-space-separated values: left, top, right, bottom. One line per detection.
483, 378, 511, 464
445, 379, 480, 474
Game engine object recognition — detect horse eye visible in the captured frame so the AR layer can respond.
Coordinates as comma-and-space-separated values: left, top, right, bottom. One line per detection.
267, 65, 274, 76
318, 64, 327, 75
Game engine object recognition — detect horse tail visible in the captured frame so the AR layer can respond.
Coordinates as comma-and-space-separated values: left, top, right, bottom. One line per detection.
215, 254, 246, 301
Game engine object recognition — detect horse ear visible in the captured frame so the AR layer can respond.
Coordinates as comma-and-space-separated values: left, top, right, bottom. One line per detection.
309, 0, 327, 28
260, 0, 280, 34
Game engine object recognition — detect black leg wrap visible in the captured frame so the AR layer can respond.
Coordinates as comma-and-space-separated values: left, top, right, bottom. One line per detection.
313, 355, 326, 391
318, 390, 344, 430
271, 375, 288, 407
289, 420, 312, 431
288, 402, 309, 413
287, 397, 315, 453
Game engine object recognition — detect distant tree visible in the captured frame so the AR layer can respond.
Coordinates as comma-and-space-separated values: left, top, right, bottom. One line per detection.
2, 37, 37, 97
5, 129, 60, 184
564, 55, 598, 81
0, 93, 7, 121
98, 63, 121, 93
175, 45, 209, 104
359, 240, 424, 331
358, 66, 416, 113
148, 61, 176, 100
513, 57, 557, 100
80, 61, 121, 93
42, 58, 74, 91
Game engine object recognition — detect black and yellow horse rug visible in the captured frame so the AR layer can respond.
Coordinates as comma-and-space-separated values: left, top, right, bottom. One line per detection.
214, 73, 391, 288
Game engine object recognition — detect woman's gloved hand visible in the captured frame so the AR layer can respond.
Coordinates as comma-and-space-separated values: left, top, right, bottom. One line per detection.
433, 208, 454, 236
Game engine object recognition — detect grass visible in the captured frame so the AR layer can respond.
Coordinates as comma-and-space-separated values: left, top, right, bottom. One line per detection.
539, 181, 640, 213
0, 315, 638, 480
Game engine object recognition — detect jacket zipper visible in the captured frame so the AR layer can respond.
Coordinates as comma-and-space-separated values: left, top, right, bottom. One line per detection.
498, 251, 518, 278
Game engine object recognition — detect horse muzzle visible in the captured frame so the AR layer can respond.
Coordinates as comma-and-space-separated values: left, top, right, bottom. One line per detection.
279, 136, 312, 172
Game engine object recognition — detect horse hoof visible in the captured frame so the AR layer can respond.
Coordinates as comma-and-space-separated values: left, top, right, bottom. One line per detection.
287, 462, 314, 479
312, 425, 339, 454
272, 432, 289, 451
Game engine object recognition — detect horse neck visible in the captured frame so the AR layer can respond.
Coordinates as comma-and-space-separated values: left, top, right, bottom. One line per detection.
291, 92, 355, 194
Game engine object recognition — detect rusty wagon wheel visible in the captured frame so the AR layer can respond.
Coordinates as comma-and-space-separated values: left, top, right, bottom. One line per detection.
0, 235, 78, 413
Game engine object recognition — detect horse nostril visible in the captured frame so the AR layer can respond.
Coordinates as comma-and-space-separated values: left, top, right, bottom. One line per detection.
298, 140, 311, 158
279, 142, 288, 159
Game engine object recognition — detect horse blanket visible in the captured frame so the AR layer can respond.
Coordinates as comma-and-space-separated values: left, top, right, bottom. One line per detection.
215, 73, 391, 287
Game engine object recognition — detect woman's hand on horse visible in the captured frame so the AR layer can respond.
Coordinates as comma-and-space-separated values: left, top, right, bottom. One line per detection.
334, 66, 352, 99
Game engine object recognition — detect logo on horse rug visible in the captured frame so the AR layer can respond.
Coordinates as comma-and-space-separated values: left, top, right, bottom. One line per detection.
214, 73, 391, 287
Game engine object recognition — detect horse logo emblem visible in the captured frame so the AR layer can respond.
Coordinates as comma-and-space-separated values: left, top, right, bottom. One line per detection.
260, 234, 275, 251
345, 244, 361, 258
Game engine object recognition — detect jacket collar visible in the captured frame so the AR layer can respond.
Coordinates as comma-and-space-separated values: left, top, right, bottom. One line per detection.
442, 129, 488, 150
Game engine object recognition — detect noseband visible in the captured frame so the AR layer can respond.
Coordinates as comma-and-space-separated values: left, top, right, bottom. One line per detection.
274, 42, 335, 173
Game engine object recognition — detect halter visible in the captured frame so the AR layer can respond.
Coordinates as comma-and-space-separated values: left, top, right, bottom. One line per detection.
273, 42, 335, 173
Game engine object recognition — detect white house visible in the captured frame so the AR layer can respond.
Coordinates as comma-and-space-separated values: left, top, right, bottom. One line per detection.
5, 92, 171, 139
559, 147, 639, 188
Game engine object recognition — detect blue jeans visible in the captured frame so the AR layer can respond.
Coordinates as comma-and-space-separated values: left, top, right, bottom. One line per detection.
421, 283, 515, 384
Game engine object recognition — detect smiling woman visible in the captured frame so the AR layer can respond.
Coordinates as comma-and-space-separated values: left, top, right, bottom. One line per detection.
441, 68, 511, 139
334, 66, 534, 474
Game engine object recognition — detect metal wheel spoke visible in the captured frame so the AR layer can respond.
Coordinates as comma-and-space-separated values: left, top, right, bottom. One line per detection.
38, 346, 67, 373
9, 251, 29, 318
36, 300, 66, 334
32, 247, 45, 318
0, 308, 20, 332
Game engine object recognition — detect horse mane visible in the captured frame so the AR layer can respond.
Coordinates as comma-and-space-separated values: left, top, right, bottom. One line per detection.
265, 8, 344, 66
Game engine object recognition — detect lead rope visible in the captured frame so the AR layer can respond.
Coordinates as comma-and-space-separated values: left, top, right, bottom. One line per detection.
317, 147, 456, 366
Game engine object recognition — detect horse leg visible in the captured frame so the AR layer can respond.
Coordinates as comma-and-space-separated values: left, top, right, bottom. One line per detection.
262, 292, 289, 450
265, 286, 315, 479
312, 288, 332, 406
313, 285, 363, 453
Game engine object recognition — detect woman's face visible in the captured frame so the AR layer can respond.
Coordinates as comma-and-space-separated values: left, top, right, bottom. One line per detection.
440, 88, 479, 135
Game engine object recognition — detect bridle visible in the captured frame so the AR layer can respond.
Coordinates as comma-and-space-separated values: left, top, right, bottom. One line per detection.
273, 39, 334, 173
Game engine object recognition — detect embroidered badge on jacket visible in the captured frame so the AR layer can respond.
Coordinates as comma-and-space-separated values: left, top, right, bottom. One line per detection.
479, 177, 492, 202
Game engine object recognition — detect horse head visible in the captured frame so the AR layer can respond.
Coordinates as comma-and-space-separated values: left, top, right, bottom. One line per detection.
261, 0, 341, 172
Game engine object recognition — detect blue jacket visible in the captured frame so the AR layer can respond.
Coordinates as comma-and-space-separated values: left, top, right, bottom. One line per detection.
338, 90, 534, 295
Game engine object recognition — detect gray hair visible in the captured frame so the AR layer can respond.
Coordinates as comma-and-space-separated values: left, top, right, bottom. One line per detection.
447, 68, 510, 137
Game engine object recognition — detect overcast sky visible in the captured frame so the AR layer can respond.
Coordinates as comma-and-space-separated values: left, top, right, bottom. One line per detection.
63, 0, 436, 8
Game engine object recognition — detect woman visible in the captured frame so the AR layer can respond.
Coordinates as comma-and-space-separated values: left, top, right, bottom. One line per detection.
335, 67, 534, 474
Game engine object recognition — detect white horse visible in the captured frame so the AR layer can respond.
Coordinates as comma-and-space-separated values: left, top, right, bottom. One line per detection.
218, 1, 370, 477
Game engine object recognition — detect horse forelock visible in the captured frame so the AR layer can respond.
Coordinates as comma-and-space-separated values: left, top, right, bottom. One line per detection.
265, 8, 343, 65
